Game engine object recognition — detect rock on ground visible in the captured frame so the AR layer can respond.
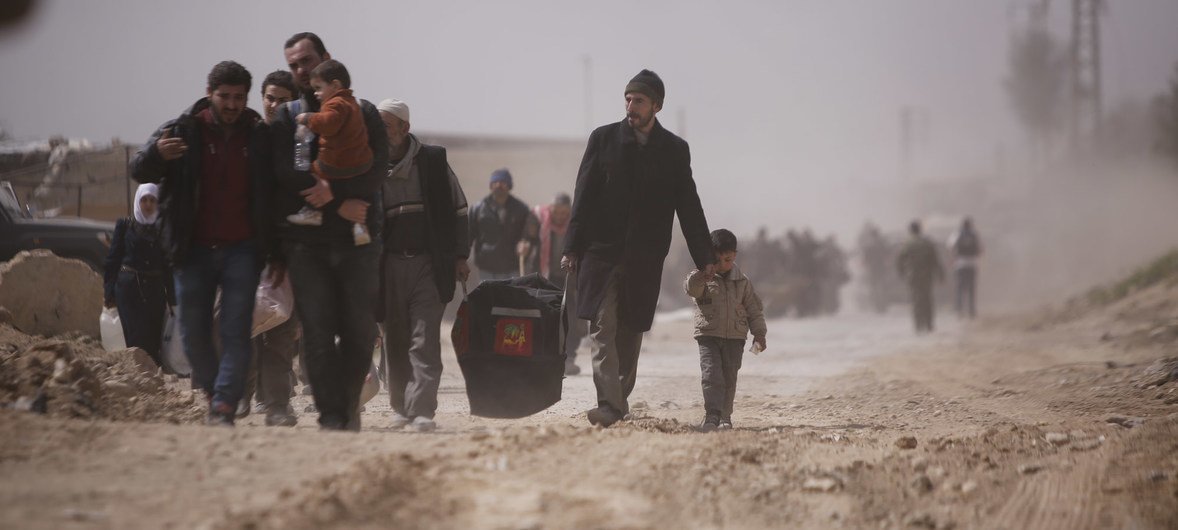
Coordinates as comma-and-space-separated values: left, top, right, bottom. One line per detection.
0, 250, 102, 338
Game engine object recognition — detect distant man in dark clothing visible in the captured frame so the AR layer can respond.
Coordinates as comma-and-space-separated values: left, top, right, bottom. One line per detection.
376, 98, 470, 433
788, 229, 822, 317
897, 220, 944, 333
947, 217, 982, 319
469, 168, 537, 280
271, 32, 388, 431
130, 61, 275, 427
562, 69, 715, 427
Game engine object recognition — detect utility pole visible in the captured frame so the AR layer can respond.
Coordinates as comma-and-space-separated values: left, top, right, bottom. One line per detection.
1070, 0, 1104, 147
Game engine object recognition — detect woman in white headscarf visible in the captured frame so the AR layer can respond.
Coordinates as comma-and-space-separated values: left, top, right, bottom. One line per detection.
103, 183, 175, 369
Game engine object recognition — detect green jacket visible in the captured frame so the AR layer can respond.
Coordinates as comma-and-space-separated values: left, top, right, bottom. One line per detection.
897, 235, 945, 287
685, 266, 767, 340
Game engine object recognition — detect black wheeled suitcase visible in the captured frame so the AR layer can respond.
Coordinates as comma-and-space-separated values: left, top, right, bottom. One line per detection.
451, 274, 565, 418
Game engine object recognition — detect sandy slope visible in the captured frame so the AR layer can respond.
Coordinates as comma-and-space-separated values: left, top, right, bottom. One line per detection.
1, 294, 1176, 529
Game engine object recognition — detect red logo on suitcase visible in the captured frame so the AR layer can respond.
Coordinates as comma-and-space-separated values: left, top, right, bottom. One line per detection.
494, 318, 533, 356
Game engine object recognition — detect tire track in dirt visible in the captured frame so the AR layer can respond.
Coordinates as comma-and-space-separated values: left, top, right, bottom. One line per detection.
990, 451, 1105, 530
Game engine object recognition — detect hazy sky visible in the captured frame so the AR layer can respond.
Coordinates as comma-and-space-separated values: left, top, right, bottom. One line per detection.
2, 0, 1176, 232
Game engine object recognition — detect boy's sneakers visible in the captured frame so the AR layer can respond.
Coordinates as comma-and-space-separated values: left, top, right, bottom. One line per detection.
410, 416, 437, 432
287, 206, 323, 226
586, 406, 623, 428
698, 415, 720, 433
389, 411, 411, 429
206, 402, 235, 427
718, 419, 733, 431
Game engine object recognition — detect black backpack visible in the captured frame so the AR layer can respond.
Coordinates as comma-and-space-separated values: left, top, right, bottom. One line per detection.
955, 230, 980, 257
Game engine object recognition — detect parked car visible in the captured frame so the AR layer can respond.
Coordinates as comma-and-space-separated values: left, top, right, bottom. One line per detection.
0, 181, 114, 272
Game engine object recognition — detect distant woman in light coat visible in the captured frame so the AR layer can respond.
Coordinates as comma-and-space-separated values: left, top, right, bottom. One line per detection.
104, 183, 175, 369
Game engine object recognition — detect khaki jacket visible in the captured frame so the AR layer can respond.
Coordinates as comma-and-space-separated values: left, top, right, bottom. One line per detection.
685, 265, 767, 340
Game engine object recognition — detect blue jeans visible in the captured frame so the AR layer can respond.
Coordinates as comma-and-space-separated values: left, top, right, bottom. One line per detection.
175, 241, 260, 409
284, 240, 381, 431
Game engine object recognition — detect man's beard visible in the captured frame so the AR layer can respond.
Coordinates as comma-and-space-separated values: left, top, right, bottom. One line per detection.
627, 112, 652, 130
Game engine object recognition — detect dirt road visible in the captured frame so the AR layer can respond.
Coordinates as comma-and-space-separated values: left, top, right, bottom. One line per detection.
2, 303, 1176, 529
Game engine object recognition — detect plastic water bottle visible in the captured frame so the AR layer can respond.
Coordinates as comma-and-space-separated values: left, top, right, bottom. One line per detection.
353, 223, 371, 246
294, 124, 314, 171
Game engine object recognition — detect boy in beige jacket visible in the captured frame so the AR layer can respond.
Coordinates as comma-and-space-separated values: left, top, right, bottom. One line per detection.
685, 229, 768, 431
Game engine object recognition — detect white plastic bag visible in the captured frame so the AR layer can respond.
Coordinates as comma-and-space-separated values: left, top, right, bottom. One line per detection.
252, 267, 294, 337
99, 307, 126, 351
160, 310, 191, 376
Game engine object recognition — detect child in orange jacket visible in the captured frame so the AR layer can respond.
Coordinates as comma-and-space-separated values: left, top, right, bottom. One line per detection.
288, 59, 373, 243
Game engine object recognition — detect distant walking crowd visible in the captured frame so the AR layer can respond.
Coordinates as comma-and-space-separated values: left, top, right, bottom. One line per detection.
111, 31, 781, 433
111, 30, 983, 435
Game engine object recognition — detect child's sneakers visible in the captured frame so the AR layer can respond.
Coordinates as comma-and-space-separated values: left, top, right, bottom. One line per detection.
698, 415, 720, 433
287, 206, 323, 226
718, 418, 733, 431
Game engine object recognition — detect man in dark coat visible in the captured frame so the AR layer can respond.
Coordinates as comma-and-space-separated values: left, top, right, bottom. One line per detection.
562, 69, 715, 427
468, 168, 536, 280
897, 220, 945, 333
130, 61, 275, 427
271, 32, 388, 431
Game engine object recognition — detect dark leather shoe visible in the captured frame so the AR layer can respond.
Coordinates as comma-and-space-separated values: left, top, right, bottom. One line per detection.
586, 406, 622, 427
265, 407, 297, 427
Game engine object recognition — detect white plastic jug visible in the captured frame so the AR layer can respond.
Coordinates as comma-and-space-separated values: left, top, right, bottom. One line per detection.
99, 307, 126, 351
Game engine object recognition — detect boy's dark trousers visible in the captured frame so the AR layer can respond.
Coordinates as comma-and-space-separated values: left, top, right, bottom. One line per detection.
697, 336, 746, 421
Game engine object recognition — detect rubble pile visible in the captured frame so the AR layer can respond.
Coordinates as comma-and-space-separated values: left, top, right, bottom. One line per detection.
0, 326, 202, 423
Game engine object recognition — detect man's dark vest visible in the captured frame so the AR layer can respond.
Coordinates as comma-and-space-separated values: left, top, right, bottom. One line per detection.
416, 145, 458, 303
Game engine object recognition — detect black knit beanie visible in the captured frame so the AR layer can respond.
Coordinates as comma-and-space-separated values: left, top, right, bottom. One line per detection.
625, 69, 665, 106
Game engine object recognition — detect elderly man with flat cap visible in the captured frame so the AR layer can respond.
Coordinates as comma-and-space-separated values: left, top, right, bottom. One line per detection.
562, 69, 715, 427
376, 99, 470, 432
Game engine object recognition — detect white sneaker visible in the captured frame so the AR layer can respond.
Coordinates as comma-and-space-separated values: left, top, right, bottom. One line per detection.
389, 412, 411, 429
286, 206, 323, 226
410, 416, 436, 432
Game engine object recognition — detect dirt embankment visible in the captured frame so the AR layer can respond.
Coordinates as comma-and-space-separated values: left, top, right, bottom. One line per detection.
0, 251, 201, 424
0, 323, 202, 423
1, 251, 1178, 529
209, 343, 1178, 530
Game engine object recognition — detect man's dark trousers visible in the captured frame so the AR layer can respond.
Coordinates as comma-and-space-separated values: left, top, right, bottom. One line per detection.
910, 282, 935, 332
284, 240, 381, 430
